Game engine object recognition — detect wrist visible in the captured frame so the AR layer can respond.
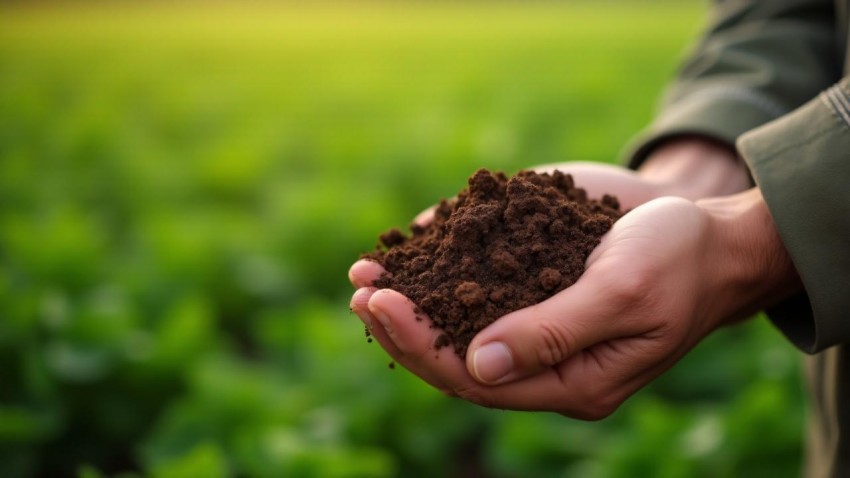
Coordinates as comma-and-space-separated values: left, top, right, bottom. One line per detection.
697, 188, 803, 326
638, 136, 751, 199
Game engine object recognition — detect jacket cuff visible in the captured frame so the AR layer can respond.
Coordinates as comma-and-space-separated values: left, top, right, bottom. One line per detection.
625, 86, 787, 169
737, 79, 850, 353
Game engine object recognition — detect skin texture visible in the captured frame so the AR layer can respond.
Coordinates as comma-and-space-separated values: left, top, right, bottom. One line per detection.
349, 137, 801, 418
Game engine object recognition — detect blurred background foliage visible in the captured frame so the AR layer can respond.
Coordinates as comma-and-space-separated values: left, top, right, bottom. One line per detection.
0, 1, 805, 477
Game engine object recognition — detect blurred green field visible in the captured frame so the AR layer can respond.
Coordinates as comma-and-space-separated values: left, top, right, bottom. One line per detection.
0, 2, 805, 477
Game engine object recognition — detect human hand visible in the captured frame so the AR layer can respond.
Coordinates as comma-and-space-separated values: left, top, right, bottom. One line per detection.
350, 188, 799, 418
537, 135, 751, 210
408, 137, 745, 229
636, 134, 751, 198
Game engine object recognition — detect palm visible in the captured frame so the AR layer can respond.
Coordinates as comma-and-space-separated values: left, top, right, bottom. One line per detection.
535, 162, 668, 210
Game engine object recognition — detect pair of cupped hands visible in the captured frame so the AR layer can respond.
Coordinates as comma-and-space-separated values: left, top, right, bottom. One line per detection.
349, 138, 801, 419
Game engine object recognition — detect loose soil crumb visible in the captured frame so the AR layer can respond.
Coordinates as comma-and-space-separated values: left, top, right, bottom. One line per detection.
361, 168, 622, 358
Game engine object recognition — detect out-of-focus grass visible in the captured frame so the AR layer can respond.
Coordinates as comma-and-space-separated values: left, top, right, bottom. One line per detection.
1, 2, 704, 300
0, 2, 804, 477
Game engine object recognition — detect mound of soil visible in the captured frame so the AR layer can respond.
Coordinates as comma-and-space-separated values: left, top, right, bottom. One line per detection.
361, 168, 623, 358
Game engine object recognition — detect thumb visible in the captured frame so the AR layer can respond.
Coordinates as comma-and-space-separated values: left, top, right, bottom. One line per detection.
465, 276, 643, 385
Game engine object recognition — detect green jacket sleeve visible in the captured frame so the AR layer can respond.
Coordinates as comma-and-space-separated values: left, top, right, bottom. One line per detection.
738, 77, 850, 353
626, 0, 850, 351
627, 0, 840, 167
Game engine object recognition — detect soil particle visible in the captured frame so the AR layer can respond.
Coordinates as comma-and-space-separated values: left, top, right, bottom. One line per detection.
538, 267, 563, 291
434, 334, 451, 350
362, 168, 622, 358
454, 281, 486, 307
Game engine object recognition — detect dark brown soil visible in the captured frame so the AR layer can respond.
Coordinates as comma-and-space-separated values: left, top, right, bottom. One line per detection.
361, 168, 622, 358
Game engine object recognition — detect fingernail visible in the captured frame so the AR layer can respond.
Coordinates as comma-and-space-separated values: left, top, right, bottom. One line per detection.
372, 308, 393, 334
472, 342, 513, 384
350, 297, 373, 328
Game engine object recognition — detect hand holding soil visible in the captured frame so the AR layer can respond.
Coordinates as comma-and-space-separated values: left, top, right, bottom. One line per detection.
350, 159, 797, 418
360, 169, 623, 358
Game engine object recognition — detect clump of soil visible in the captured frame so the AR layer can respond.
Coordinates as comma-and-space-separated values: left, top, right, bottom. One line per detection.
361, 168, 622, 358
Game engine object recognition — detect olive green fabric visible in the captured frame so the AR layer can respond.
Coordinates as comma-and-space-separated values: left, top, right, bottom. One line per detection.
739, 75, 850, 478
626, 1, 850, 477
627, 0, 842, 165
739, 79, 850, 353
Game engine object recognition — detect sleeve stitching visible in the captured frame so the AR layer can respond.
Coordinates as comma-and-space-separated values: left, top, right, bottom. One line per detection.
819, 90, 850, 132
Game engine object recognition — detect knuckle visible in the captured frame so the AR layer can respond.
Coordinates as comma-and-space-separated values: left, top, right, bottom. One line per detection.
612, 267, 657, 306
535, 319, 577, 367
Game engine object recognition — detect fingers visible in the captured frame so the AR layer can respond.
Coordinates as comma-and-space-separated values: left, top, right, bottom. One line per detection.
413, 205, 436, 227
366, 289, 435, 355
351, 286, 672, 418
351, 288, 402, 356
350, 287, 467, 393
465, 273, 656, 386
348, 259, 385, 289
424, 322, 676, 418
352, 288, 428, 364
534, 337, 670, 418
350, 287, 381, 330
357, 289, 601, 414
